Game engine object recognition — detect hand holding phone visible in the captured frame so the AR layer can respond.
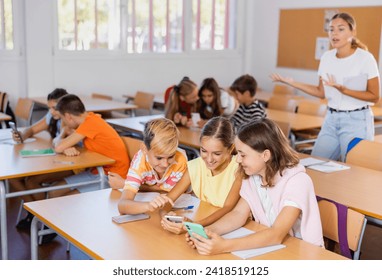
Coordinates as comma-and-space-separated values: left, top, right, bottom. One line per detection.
9, 121, 23, 143
164, 215, 184, 223
184, 222, 209, 240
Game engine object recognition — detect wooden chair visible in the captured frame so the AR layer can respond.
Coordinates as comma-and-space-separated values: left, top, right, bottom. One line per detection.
121, 136, 143, 160
345, 138, 382, 171
15, 97, 34, 126
274, 120, 291, 139
294, 100, 327, 153
267, 96, 298, 113
317, 197, 366, 260
91, 93, 128, 118
129, 91, 155, 116
91, 93, 113, 101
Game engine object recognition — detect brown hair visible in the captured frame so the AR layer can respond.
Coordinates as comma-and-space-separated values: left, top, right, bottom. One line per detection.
56, 94, 85, 116
236, 118, 299, 186
331, 13, 368, 51
165, 77, 197, 120
230, 74, 257, 97
46, 88, 68, 138
200, 116, 235, 151
197, 78, 224, 119
143, 118, 179, 155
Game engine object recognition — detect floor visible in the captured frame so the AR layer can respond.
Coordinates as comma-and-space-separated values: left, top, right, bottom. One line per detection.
2, 195, 382, 260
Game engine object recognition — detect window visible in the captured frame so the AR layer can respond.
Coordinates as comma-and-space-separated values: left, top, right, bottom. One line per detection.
0, 0, 14, 50
57, 0, 236, 53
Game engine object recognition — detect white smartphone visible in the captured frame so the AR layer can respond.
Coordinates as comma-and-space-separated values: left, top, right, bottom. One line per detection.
164, 215, 184, 223
9, 121, 23, 143
112, 213, 150, 224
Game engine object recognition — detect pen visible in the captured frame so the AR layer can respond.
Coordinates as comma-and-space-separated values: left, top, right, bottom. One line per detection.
53, 160, 74, 165
172, 205, 194, 210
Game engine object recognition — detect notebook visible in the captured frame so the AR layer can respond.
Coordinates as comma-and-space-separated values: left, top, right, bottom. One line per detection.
20, 148, 56, 157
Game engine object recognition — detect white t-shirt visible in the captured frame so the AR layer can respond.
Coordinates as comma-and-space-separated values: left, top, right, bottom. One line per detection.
318, 48, 380, 110
220, 90, 237, 117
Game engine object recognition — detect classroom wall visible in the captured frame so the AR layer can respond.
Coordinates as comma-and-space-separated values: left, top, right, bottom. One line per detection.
251, 0, 382, 95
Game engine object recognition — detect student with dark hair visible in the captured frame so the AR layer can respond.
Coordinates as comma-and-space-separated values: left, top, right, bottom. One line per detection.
10, 88, 74, 230
187, 118, 323, 255
49, 94, 130, 196
229, 74, 266, 131
195, 78, 237, 127
164, 76, 199, 127
271, 13, 380, 161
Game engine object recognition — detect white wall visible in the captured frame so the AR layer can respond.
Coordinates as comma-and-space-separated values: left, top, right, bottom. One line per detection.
251, 0, 382, 94
1, 0, 381, 109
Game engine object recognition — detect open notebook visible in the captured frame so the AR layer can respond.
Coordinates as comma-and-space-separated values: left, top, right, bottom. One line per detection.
300, 157, 350, 173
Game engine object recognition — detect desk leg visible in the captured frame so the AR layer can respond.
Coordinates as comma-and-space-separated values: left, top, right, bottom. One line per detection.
97, 166, 106, 189
30, 217, 39, 260
0, 181, 8, 259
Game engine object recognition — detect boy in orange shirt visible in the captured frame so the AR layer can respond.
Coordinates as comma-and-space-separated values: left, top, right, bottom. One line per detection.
50, 94, 130, 196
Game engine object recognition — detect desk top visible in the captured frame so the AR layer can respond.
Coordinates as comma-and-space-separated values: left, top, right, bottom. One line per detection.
0, 130, 115, 180
0, 112, 11, 121
300, 154, 382, 220
30, 95, 137, 113
24, 188, 345, 260
267, 109, 324, 131
107, 115, 201, 149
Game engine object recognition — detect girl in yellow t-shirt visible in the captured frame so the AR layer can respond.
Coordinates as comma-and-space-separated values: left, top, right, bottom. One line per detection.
160, 116, 242, 234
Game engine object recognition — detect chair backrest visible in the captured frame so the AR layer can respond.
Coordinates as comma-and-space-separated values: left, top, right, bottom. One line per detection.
318, 198, 366, 259
121, 136, 143, 160
272, 84, 295, 95
133, 91, 155, 115
91, 93, 113, 100
0, 92, 8, 113
297, 100, 327, 117
346, 138, 382, 171
274, 120, 291, 138
268, 96, 298, 113
15, 98, 34, 126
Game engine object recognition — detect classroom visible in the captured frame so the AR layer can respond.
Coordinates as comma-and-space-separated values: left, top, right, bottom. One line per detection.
1, 0, 382, 267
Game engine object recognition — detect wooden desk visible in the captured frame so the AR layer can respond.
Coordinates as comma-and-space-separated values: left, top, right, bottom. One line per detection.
107, 115, 201, 149
300, 154, 382, 221
30, 95, 137, 113
0, 129, 115, 260
25, 188, 345, 260
267, 109, 324, 131
0, 112, 11, 129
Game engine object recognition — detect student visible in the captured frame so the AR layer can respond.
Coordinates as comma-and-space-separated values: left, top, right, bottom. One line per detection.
164, 76, 199, 127
187, 118, 324, 255
159, 116, 242, 234
10, 88, 75, 230
270, 13, 380, 161
229, 74, 266, 132
50, 94, 130, 196
196, 78, 237, 127
111, 118, 188, 215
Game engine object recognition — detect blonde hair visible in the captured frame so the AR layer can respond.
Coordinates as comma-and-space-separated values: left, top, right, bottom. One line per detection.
165, 77, 197, 120
143, 118, 179, 155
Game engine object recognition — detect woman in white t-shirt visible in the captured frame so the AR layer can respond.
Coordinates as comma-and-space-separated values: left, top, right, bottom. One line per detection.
270, 13, 380, 161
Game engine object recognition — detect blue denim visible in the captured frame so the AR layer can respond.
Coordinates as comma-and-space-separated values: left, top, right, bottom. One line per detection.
312, 108, 374, 161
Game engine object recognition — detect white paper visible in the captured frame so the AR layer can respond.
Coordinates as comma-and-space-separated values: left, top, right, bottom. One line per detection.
222, 227, 286, 259
300, 157, 328, 167
132, 192, 200, 209
0, 137, 36, 145
308, 161, 350, 173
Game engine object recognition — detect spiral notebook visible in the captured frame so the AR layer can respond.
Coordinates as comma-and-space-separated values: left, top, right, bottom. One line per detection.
20, 148, 56, 157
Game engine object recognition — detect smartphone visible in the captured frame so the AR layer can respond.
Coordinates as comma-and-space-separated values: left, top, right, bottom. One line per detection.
164, 215, 183, 223
9, 121, 23, 143
112, 213, 150, 224
184, 222, 208, 239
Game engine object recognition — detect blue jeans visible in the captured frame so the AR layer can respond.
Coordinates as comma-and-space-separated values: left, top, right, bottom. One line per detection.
312, 108, 374, 161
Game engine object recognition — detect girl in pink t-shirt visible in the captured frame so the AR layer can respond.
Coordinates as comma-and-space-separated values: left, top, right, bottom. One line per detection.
187, 118, 323, 255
